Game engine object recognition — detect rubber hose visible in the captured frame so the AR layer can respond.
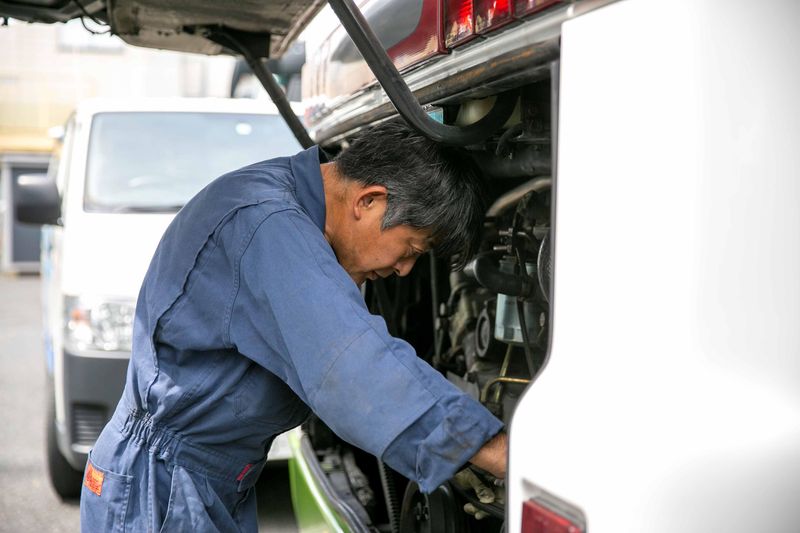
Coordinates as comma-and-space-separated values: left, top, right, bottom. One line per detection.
466, 255, 535, 298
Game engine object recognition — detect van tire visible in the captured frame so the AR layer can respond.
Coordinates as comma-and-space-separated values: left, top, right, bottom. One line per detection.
46, 389, 83, 500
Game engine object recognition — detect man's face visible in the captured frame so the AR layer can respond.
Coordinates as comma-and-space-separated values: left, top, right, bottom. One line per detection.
335, 185, 432, 286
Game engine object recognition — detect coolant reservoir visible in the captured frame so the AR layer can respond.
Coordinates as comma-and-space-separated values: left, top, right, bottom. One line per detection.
494, 257, 540, 344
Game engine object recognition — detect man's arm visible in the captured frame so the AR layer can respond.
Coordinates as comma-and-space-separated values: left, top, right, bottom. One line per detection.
470, 431, 508, 479
230, 209, 504, 493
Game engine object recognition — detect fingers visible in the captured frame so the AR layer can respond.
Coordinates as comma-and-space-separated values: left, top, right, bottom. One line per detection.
453, 467, 506, 521
452, 468, 473, 489
463, 503, 490, 520
474, 480, 496, 504
453, 469, 495, 503
493, 478, 506, 506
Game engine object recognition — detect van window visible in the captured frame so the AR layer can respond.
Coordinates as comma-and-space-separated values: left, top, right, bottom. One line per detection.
84, 111, 302, 212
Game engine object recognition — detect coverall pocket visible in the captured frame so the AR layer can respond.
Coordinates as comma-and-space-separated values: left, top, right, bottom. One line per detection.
159, 465, 241, 533
80, 451, 133, 533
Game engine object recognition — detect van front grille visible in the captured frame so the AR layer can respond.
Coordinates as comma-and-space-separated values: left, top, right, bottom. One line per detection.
71, 404, 107, 446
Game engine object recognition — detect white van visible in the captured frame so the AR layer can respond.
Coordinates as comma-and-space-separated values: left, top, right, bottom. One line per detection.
17, 97, 302, 499
8, 0, 800, 529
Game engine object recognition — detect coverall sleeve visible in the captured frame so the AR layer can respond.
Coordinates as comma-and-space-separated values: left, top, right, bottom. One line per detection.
227, 208, 504, 493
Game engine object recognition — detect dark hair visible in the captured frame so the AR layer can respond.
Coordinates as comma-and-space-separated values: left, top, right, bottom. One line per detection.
334, 120, 486, 270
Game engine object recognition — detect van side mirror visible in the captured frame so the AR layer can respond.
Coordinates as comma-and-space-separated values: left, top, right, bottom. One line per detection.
14, 173, 62, 226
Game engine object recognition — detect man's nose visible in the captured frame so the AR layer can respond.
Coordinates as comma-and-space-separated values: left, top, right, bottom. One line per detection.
393, 257, 417, 277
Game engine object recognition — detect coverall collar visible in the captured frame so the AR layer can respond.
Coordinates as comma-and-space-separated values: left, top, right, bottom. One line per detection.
290, 145, 327, 233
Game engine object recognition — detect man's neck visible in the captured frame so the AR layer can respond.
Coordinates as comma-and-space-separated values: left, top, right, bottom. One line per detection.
320, 162, 347, 249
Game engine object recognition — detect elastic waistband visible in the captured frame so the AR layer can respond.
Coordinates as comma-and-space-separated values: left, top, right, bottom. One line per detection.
111, 406, 267, 492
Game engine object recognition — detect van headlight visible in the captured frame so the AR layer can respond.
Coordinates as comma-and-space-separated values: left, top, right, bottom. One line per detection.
64, 296, 135, 352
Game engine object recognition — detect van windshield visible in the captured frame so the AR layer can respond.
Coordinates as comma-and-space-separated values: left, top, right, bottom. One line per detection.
84, 111, 302, 212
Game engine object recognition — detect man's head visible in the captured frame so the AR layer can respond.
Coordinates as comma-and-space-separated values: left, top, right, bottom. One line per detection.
321, 120, 485, 285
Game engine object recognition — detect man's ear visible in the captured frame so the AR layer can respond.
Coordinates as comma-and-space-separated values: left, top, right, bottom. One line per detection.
353, 185, 388, 221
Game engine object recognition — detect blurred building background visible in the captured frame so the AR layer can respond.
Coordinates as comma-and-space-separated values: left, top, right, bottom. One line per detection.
0, 18, 236, 154
0, 18, 237, 272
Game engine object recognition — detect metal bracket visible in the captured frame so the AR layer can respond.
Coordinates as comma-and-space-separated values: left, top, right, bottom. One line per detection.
208, 28, 315, 149
327, 0, 518, 146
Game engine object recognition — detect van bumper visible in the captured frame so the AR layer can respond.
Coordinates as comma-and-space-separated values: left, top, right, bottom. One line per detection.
57, 348, 129, 470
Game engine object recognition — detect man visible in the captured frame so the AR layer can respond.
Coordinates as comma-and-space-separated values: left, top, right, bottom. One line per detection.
80, 120, 506, 531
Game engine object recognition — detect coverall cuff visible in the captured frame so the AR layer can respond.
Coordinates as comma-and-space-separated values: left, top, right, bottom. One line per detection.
382, 394, 504, 494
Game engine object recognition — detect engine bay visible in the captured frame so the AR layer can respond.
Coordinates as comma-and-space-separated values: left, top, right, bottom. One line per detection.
300, 78, 554, 533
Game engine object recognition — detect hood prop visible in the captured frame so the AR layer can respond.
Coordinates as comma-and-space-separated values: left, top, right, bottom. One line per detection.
327, 0, 517, 146
209, 28, 314, 149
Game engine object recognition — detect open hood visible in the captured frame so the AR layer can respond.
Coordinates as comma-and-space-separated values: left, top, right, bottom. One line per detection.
0, 0, 325, 57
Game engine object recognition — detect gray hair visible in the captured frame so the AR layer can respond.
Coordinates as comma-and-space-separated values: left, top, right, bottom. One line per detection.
334, 120, 485, 270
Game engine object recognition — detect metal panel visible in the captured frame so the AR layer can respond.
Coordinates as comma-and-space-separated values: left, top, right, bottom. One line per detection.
109, 0, 325, 57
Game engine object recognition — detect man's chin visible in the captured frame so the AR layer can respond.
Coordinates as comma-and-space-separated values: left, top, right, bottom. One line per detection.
349, 271, 378, 286
350, 273, 369, 286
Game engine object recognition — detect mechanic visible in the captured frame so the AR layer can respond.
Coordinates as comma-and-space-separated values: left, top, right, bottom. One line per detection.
80, 120, 507, 531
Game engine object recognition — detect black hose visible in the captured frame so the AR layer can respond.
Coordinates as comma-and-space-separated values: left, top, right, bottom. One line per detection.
467, 255, 535, 298
473, 145, 552, 179
515, 298, 538, 377
515, 249, 538, 377
495, 123, 525, 156
328, 0, 518, 146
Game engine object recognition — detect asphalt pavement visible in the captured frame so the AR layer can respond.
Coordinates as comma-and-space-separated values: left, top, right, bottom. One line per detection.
0, 273, 298, 532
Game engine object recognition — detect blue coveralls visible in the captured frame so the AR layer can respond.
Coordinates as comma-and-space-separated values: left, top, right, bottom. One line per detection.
80, 146, 503, 532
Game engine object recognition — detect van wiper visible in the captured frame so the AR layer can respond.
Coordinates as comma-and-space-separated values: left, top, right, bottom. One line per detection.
105, 205, 184, 213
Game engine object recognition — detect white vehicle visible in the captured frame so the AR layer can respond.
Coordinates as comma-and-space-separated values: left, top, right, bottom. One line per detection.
16, 98, 302, 499
291, 2, 800, 532
507, 3, 800, 532
7, 0, 800, 530
282, 1, 800, 531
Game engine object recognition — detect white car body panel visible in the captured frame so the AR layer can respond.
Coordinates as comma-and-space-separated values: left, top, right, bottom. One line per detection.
508, 1, 800, 532
60, 213, 172, 299
45, 97, 301, 461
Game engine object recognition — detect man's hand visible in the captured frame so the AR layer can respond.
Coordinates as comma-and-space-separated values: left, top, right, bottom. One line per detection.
454, 468, 495, 520
453, 467, 506, 520
454, 468, 495, 504
468, 431, 507, 479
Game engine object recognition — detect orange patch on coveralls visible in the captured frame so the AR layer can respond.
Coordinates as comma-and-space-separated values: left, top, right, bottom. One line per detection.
84, 461, 104, 496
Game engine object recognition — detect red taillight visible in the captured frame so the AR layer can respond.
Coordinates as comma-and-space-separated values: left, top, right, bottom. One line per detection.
387, 0, 447, 71
475, 0, 513, 33
381, 0, 563, 71
355, 0, 565, 77
521, 500, 583, 533
513, 0, 561, 17
444, 0, 476, 47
